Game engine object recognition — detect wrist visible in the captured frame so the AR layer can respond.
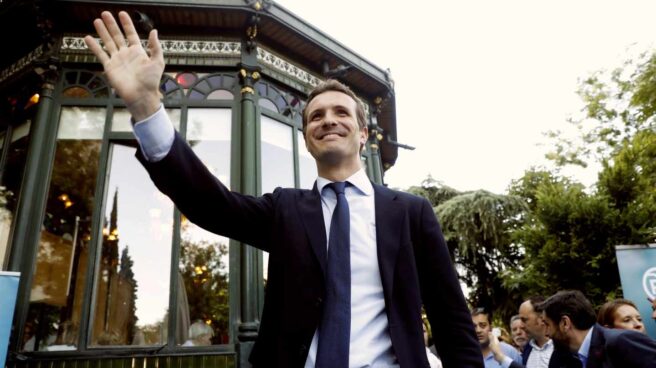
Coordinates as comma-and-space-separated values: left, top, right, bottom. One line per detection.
493, 351, 506, 363
127, 93, 161, 122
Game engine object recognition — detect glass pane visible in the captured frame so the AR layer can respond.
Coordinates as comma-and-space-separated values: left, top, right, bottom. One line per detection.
0, 122, 31, 270
207, 90, 233, 100
62, 87, 92, 99
176, 108, 232, 346
258, 98, 278, 113
297, 130, 317, 190
91, 142, 174, 346
22, 108, 105, 352
261, 116, 294, 193
58, 107, 105, 139
112, 108, 181, 132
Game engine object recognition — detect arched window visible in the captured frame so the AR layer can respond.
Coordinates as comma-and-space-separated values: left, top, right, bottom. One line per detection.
62, 70, 110, 98
186, 73, 236, 100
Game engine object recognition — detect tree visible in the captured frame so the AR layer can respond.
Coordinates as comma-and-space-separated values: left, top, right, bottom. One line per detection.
407, 177, 528, 321
436, 190, 527, 320
178, 238, 230, 344
506, 169, 621, 305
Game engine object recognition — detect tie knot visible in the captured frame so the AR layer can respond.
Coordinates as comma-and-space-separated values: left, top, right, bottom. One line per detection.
326, 181, 347, 195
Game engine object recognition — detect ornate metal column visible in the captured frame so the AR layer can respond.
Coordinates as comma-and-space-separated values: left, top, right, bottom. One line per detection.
237, 5, 266, 366
7, 57, 60, 353
367, 99, 384, 185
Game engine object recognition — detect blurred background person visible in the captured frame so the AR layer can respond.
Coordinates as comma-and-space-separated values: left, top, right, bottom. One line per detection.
597, 299, 645, 334
471, 308, 522, 368
510, 315, 528, 352
423, 319, 443, 368
182, 320, 214, 347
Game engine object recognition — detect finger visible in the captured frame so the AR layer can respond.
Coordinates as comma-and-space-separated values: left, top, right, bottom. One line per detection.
148, 29, 164, 62
118, 11, 141, 48
84, 35, 110, 66
93, 17, 117, 55
101, 11, 127, 49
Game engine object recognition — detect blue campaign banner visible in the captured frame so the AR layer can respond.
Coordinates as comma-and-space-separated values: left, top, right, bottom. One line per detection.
615, 245, 656, 339
0, 271, 20, 368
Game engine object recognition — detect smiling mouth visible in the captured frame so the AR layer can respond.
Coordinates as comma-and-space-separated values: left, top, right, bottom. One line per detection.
319, 133, 343, 139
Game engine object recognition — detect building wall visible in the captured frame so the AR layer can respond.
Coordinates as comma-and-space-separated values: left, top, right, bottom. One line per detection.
0, 36, 384, 368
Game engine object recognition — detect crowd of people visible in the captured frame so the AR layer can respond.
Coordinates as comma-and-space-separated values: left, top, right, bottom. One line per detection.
448, 290, 656, 368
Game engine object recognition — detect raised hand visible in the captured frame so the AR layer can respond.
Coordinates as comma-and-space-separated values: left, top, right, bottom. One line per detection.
84, 11, 164, 121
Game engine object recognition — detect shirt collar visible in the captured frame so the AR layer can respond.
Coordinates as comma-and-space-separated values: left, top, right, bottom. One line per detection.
316, 168, 373, 196
577, 326, 594, 363
529, 338, 553, 351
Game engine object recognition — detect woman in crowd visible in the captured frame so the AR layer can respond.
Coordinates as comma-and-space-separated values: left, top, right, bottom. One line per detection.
597, 298, 646, 334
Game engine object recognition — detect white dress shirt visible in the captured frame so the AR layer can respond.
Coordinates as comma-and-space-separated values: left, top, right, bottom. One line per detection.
526, 338, 554, 368
131, 107, 398, 367
304, 171, 397, 368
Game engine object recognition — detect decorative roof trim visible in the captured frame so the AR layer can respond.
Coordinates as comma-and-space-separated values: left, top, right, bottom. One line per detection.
0, 45, 44, 84
61, 36, 242, 56
256, 47, 321, 88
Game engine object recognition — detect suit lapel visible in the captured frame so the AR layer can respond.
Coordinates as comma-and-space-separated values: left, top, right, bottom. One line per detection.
373, 184, 404, 305
297, 184, 327, 275
585, 325, 605, 368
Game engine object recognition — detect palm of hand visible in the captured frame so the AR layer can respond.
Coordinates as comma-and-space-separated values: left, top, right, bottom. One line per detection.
104, 43, 163, 106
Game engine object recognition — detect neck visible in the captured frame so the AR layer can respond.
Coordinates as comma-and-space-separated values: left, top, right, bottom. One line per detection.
570, 328, 591, 352
316, 157, 362, 182
481, 345, 491, 357
534, 335, 550, 347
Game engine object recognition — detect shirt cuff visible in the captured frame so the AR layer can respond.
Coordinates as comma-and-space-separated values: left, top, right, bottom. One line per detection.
500, 356, 513, 368
132, 104, 175, 162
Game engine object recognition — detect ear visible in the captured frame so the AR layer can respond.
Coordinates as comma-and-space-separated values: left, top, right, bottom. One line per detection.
360, 126, 368, 146
560, 315, 571, 331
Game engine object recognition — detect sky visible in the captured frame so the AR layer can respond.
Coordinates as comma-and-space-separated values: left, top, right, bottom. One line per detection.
277, 0, 656, 193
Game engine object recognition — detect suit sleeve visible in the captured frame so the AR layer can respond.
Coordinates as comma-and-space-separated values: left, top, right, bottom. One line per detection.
416, 198, 484, 368
136, 131, 276, 251
607, 331, 656, 368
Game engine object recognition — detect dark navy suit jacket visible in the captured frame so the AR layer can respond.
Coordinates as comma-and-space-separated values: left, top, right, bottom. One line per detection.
138, 132, 482, 367
584, 324, 656, 368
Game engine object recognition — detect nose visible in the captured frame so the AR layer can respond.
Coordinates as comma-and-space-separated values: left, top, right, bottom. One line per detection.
321, 111, 339, 125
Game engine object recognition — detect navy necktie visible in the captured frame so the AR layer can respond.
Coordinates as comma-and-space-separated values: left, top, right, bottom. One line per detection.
316, 181, 351, 368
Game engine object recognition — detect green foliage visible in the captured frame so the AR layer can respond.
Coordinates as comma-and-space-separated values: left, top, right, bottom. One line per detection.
405, 175, 460, 207
409, 48, 656, 325
179, 238, 230, 344
597, 129, 656, 244
546, 51, 655, 168
507, 170, 621, 305
432, 186, 527, 321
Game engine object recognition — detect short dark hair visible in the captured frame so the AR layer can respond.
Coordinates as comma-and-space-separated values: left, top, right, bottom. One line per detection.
526, 295, 546, 313
471, 307, 492, 323
301, 79, 367, 135
597, 299, 639, 328
539, 290, 596, 330
510, 314, 522, 325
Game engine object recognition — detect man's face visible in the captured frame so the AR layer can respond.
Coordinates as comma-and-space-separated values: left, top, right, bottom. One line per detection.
510, 318, 528, 347
304, 91, 367, 167
519, 300, 545, 340
651, 298, 656, 321
543, 314, 570, 351
472, 314, 492, 348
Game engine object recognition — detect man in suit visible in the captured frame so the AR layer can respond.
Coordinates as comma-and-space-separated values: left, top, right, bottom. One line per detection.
489, 297, 585, 368
519, 296, 564, 368
540, 290, 656, 368
84, 11, 482, 368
